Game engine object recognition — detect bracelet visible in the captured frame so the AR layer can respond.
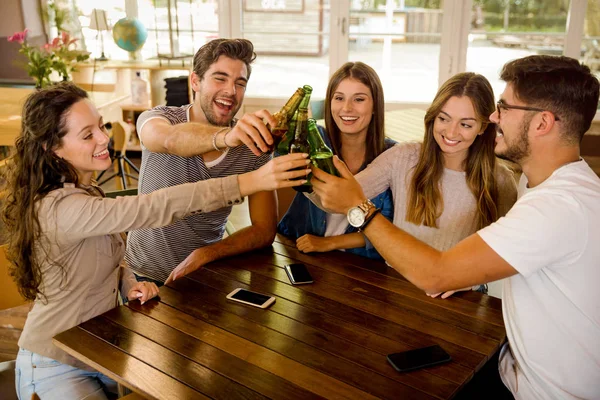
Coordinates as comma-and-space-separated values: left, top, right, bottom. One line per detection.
223, 127, 234, 149
211, 127, 230, 152
359, 208, 381, 232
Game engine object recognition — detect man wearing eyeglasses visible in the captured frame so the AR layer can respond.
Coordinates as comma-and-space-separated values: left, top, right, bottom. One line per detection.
310, 55, 600, 400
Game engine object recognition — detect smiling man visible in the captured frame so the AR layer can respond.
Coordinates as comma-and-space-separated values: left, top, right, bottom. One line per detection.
126, 39, 279, 285
310, 55, 600, 399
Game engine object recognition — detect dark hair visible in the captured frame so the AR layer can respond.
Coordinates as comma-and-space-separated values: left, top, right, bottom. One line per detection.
500, 55, 600, 143
193, 38, 256, 81
324, 62, 386, 165
407, 72, 500, 229
2, 82, 87, 301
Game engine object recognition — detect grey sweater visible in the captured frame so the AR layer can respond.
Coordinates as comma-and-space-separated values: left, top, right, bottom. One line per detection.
327, 142, 518, 251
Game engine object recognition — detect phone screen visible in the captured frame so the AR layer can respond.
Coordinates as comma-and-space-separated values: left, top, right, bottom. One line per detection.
286, 263, 313, 284
230, 289, 272, 306
387, 345, 451, 372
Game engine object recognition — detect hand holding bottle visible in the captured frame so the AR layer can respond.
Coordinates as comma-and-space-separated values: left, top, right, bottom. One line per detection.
238, 153, 311, 196
311, 155, 367, 214
222, 109, 277, 155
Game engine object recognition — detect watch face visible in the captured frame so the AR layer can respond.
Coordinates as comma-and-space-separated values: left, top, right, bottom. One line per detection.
348, 207, 366, 228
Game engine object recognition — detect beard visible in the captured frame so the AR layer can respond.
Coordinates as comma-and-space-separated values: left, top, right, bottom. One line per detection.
199, 93, 240, 127
495, 114, 533, 163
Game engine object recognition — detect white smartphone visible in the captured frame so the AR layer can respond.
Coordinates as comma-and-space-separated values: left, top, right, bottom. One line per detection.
226, 288, 276, 309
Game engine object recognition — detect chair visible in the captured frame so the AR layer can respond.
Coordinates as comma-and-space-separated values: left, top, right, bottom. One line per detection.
104, 188, 138, 199
97, 122, 140, 190
1, 245, 27, 311
0, 360, 16, 399
310, 99, 325, 121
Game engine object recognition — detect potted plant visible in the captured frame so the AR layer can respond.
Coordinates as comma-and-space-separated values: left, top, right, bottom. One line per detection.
7, 30, 89, 89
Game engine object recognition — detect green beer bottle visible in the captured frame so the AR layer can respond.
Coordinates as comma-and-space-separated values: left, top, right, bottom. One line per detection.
269, 87, 305, 150
275, 110, 298, 155
289, 87, 314, 192
307, 119, 339, 178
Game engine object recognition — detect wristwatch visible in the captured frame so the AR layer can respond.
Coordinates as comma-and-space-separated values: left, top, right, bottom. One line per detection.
347, 199, 378, 229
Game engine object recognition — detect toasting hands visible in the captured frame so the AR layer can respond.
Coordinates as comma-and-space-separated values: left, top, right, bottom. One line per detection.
238, 153, 311, 196
225, 110, 277, 155
311, 156, 367, 214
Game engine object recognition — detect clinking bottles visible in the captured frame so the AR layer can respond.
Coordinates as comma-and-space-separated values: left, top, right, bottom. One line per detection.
269, 87, 305, 150
276, 110, 298, 155
289, 99, 312, 192
307, 119, 339, 178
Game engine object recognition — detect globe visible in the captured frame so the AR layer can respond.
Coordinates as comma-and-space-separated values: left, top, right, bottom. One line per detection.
112, 18, 148, 54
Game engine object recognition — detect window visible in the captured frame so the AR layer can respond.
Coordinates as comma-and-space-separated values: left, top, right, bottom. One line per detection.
347, 0, 444, 103
239, 0, 331, 99
75, 0, 127, 60
467, 1, 569, 97
139, 0, 219, 61
582, 0, 600, 88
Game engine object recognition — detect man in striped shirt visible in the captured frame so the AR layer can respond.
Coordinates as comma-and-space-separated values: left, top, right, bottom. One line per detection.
126, 39, 281, 284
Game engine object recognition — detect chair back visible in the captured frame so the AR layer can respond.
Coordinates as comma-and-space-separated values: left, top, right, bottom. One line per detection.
310, 99, 325, 121
0, 245, 27, 310
105, 188, 138, 198
110, 121, 132, 153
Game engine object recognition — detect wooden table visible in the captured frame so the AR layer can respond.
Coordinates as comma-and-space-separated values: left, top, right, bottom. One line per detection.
54, 235, 506, 399
0, 87, 128, 147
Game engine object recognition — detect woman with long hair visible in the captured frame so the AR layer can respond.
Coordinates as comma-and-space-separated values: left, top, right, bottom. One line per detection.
312, 72, 517, 297
278, 62, 396, 259
2, 82, 308, 399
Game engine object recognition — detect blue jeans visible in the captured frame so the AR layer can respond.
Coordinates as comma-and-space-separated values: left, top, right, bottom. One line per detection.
15, 348, 117, 400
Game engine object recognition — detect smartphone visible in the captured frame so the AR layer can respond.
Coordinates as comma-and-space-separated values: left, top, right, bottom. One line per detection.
284, 263, 314, 285
387, 345, 452, 372
226, 288, 276, 309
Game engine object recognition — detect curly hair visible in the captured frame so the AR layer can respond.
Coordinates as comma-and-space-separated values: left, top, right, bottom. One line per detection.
2, 82, 86, 301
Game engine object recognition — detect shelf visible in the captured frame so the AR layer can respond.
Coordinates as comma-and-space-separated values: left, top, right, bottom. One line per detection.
120, 103, 152, 112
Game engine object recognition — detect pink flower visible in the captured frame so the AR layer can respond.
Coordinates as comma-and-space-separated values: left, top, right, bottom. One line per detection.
7, 29, 28, 44
50, 37, 61, 49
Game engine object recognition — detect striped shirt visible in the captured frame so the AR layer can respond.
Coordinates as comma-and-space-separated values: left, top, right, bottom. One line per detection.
125, 105, 271, 282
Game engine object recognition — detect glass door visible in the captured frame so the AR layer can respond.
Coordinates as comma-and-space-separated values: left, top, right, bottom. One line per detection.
344, 0, 445, 103
236, 0, 331, 100
466, 1, 570, 97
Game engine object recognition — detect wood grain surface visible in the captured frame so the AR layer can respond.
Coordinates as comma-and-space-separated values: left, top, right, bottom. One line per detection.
54, 235, 505, 399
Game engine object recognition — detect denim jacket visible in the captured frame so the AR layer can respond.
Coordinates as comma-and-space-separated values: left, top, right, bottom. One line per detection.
278, 127, 396, 260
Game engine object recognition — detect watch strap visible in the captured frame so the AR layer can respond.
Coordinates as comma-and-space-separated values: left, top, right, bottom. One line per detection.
358, 208, 381, 232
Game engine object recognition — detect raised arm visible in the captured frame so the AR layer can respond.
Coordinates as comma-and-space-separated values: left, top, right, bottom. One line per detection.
311, 156, 518, 294
139, 110, 279, 157
42, 154, 311, 243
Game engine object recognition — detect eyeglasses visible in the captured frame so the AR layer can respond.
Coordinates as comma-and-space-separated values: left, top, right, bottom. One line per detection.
496, 100, 559, 121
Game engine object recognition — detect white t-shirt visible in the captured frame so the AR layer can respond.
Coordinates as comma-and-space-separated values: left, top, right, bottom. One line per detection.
478, 159, 600, 400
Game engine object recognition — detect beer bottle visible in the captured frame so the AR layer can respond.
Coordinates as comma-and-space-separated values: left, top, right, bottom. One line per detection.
307, 119, 339, 177
270, 87, 305, 150
289, 90, 313, 192
275, 110, 298, 155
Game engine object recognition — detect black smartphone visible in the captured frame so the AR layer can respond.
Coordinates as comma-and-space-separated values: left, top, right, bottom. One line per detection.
387, 345, 452, 372
226, 288, 276, 308
284, 263, 314, 285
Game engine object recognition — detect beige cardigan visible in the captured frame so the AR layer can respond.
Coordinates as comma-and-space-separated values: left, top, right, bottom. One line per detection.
18, 174, 243, 369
